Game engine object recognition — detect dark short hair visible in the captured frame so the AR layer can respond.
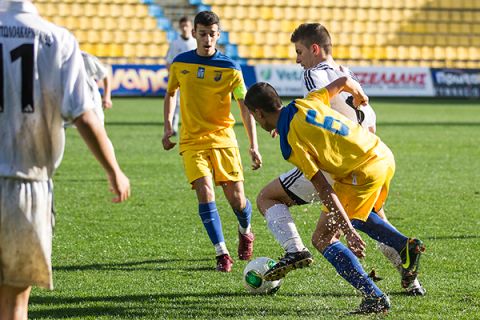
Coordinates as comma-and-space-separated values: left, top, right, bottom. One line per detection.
178, 16, 191, 25
245, 82, 283, 113
290, 23, 332, 55
194, 11, 220, 29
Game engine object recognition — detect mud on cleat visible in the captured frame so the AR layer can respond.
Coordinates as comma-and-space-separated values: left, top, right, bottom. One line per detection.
216, 254, 234, 272
400, 238, 426, 289
238, 231, 255, 261
263, 250, 314, 281
354, 294, 391, 314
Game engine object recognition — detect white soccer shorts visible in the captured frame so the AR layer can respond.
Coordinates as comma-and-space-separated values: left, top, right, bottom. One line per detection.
0, 178, 54, 289
279, 168, 333, 205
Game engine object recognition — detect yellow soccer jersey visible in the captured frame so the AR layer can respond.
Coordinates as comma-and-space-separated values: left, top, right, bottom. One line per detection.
277, 88, 389, 182
167, 50, 247, 152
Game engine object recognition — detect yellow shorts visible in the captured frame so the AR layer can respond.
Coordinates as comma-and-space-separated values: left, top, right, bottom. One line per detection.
181, 147, 244, 185
334, 152, 395, 221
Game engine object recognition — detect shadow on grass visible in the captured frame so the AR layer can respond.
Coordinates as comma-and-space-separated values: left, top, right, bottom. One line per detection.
424, 235, 480, 241
30, 291, 357, 319
54, 258, 213, 272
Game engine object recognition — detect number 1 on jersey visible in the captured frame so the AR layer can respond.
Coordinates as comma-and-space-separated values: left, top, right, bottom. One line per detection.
0, 43, 35, 113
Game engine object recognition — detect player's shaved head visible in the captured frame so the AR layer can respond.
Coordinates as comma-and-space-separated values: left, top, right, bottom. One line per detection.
291, 23, 332, 55
245, 82, 282, 113
194, 11, 220, 29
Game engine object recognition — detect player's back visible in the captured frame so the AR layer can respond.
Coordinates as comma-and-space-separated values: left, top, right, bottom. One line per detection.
283, 89, 383, 180
0, 1, 91, 181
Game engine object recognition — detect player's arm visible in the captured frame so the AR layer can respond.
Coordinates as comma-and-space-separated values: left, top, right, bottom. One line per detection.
238, 98, 262, 170
74, 110, 130, 202
325, 76, 368, 108
102, 75, 112, 109
162, 90, 177, 150
310, 171, 365, 258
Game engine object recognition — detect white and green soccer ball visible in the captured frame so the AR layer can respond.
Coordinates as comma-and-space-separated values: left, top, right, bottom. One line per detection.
243, 257, 282, 294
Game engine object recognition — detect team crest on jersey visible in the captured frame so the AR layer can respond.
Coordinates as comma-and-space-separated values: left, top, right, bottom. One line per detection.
197, 67, 205, 79
214, 71, 222, 81
181, 69, 189, 75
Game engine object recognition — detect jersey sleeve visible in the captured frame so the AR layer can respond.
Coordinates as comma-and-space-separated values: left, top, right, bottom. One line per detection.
91, 56, 107, 80
166, 63, 180, 94
165, 41, 175, 65
231, 69, 246, 100
60, 33, 94, 121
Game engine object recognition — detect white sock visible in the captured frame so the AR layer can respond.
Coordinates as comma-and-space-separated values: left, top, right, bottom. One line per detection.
377, 242, 402, 274
265, 204, 306, 253
214, 242, 229, 256
239, 224, 251, 235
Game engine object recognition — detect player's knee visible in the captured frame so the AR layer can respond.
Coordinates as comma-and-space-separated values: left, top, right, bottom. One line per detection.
311, 234, 329, 253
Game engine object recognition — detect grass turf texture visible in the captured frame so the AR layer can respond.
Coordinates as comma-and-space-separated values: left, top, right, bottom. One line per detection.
30, 98, 480, 319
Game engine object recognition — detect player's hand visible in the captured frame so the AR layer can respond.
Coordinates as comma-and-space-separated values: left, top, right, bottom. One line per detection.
344, 228, 366, 258
270, 129, 278, 138
249, 147, 262, 170
162, 130, 177, 150
102, 98, 113, 109
108, 170, 130, 203
352, 90, 369, 107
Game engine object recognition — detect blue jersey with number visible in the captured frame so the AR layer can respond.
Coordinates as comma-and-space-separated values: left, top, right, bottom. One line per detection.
277, 88, 386, 181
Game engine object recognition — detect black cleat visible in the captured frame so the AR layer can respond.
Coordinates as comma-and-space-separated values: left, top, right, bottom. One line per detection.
263, 250, 313, 281
405, 278, 427, 296
353, 294, 391, 314
400, 238, 426, 289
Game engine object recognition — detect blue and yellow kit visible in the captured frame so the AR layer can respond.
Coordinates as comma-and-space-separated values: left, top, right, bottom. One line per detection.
277, 88, 395, 221
167, 50, 247, 153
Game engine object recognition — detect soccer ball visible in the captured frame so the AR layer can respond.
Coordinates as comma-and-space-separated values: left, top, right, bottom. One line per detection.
243, 257, 282, 294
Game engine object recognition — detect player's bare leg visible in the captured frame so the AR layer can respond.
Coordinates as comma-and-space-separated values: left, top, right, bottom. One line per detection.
256, 178, 296, 215
0, 285, 31, 320
193, 177, 233, 271
222, 181, 255, 260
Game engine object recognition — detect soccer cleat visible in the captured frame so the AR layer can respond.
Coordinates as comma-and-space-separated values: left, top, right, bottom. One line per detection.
405, 278, 427, 296
263, 250, 314, 281
354, 294, 391, 314
216, 254, 234, 272
400, 238, 426, 289
238, 231, 255, 260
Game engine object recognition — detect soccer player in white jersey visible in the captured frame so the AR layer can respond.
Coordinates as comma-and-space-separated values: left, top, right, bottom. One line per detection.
82, 51, 112, 122
256, 23, 425, 295
0, 1, 130, 318
165, 16, 196, 135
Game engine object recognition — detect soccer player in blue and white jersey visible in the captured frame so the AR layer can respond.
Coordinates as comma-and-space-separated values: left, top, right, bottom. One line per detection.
245, 77, 424, 313
256, 23, 425, 296
162, 11, 262, 272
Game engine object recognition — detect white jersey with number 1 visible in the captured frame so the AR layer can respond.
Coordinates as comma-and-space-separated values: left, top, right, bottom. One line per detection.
0, 1, 94, 181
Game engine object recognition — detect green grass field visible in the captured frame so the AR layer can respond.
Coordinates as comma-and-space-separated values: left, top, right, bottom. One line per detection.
29, 98, 480, 319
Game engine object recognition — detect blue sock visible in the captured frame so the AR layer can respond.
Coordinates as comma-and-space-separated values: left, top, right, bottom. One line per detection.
199, 202, 224, 245
351, 211, 408, 253
323, 242, 383, 297
233, 199, 252, 229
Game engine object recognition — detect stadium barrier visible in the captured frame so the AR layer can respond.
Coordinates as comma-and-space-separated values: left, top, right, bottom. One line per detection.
105, 64, 479, 98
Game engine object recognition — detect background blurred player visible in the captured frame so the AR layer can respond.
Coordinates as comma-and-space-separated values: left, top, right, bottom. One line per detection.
165, 16, 196, 135
245, 77, 425, 313
256, 23, 425, 295
162, 11, 262, 272
0, 1, 130, 318
81, 51, 112, 122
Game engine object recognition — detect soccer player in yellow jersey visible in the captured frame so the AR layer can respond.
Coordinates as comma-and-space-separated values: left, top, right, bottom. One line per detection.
162, 11, 262, 272
245, 77, 425, 313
